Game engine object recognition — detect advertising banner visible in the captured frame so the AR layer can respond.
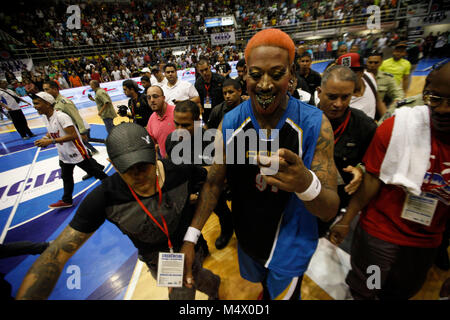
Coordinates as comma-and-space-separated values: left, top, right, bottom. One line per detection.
211, 31, 236, 45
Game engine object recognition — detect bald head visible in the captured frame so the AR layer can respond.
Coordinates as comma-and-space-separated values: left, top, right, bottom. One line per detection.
90, 80, 100, 89
321, 65, 357, 88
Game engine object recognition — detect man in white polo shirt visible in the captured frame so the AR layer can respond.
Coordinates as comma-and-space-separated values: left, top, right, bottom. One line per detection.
161, 63, 200, 106
32, 92, 107, 209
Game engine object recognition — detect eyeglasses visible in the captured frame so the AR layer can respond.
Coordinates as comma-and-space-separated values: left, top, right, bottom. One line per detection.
147, 94, 162, 99
423, 92, 450, 106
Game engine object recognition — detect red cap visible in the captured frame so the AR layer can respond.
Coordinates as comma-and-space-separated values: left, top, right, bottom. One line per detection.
337, 53, 362, 68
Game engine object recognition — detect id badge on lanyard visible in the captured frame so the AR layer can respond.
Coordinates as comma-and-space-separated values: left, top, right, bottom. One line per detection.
157, 251, 184, 287
400, 193, 438, 227
204, 84, 212, 109
127, 180, 184, 288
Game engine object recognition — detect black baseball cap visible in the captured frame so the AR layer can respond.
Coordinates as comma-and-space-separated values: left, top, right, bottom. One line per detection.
106, 123, 156, 173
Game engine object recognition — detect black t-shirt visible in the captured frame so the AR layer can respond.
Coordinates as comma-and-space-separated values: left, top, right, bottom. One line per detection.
165, 127, 215, 167
69, 159, 207, 254
298, 69, 322, 95
195, 73, 225, 123
206, 100, 241, 130
128, 92, 153, 127
214, 62, 231, 78
332, 107, 377, 208
236, 76, 248, 96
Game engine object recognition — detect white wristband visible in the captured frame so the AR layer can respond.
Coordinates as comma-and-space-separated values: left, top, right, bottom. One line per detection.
183, 226, 201, 244
296, 170, 321, 201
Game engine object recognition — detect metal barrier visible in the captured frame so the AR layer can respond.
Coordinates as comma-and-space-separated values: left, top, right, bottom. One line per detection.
9, 8, 409, 62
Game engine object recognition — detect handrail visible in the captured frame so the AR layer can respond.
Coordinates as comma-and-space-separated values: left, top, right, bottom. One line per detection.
9, 8, 409, 62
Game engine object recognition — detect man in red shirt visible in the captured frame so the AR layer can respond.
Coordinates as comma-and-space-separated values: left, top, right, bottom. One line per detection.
330, 62, 450, 299
91, 68, 101, 83
146, 85, 175, 158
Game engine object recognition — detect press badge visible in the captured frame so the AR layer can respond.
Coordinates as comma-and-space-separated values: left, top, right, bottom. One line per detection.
157, 252, 184, 287
400, 193, 438, 226
204, 96, 212, 109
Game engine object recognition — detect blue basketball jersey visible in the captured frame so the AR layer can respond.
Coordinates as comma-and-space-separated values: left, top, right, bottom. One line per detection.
222, 96, 323, 276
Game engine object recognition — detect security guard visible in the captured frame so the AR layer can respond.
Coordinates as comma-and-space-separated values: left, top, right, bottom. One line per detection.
366, 51, 404, 107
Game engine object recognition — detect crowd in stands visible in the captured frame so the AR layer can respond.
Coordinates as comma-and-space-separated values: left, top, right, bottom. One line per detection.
3, 26, 448, 99
0, 0, 404, 50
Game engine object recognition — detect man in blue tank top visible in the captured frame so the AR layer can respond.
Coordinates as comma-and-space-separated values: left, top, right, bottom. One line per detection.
181, 29, 340, 300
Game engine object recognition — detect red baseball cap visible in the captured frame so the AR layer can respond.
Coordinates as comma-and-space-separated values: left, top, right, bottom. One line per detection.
337, 53, 363, 68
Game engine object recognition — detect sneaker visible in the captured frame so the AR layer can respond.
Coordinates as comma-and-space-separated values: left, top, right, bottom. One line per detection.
48, 200, 73, 209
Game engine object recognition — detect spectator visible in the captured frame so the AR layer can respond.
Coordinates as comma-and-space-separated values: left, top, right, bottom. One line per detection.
123, 79, 153, 127
379, 43, 411, 93
145, 85, 175, 159
337, 53, 386, 120
91, 68, 101, 83
235, 58, 248, 97
88, 80, 117, 134
151, 65, 168, 87
15, 82, 27, 97
68, 72, 83, 88
330, 62, 450, 300
214, 54, 232, 79
366, 51, 404, 109
57, 73, 70, 89
17, 122, 220, 300
195, 58, 225, 123
140, 75, 152, 92
32, 92, 107, 209
297, 53, 322, 95
161, 63, 200, 106
0, 80, 35, 140
100, 68, 112, 83
111, 66, 122, 81
316, 65, 377, 237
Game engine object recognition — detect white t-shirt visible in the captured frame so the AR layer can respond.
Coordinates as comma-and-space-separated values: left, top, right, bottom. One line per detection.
152, 76, 168, 88
161, 79, 199, 104
43, 110, 88, 164
111, 70, 122, 81
350, 71, 377, 119
0, 89, 21, 110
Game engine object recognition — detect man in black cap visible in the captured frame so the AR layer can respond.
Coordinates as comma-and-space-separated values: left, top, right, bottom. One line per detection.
17, 122, 220, 300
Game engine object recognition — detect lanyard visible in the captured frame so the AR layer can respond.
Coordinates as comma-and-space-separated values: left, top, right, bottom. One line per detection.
204, 84, 210, 96
127, 177, 173, 252
333, 109, 351, 145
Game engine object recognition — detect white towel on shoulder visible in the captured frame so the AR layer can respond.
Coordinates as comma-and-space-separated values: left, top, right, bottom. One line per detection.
379, 105, 431, 196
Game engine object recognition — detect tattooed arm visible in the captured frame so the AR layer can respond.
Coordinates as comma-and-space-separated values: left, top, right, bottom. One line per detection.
260, 114, 339, 222
181, 122, 227, 288
303, 114, 340, 221
16, 225, 93, 300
